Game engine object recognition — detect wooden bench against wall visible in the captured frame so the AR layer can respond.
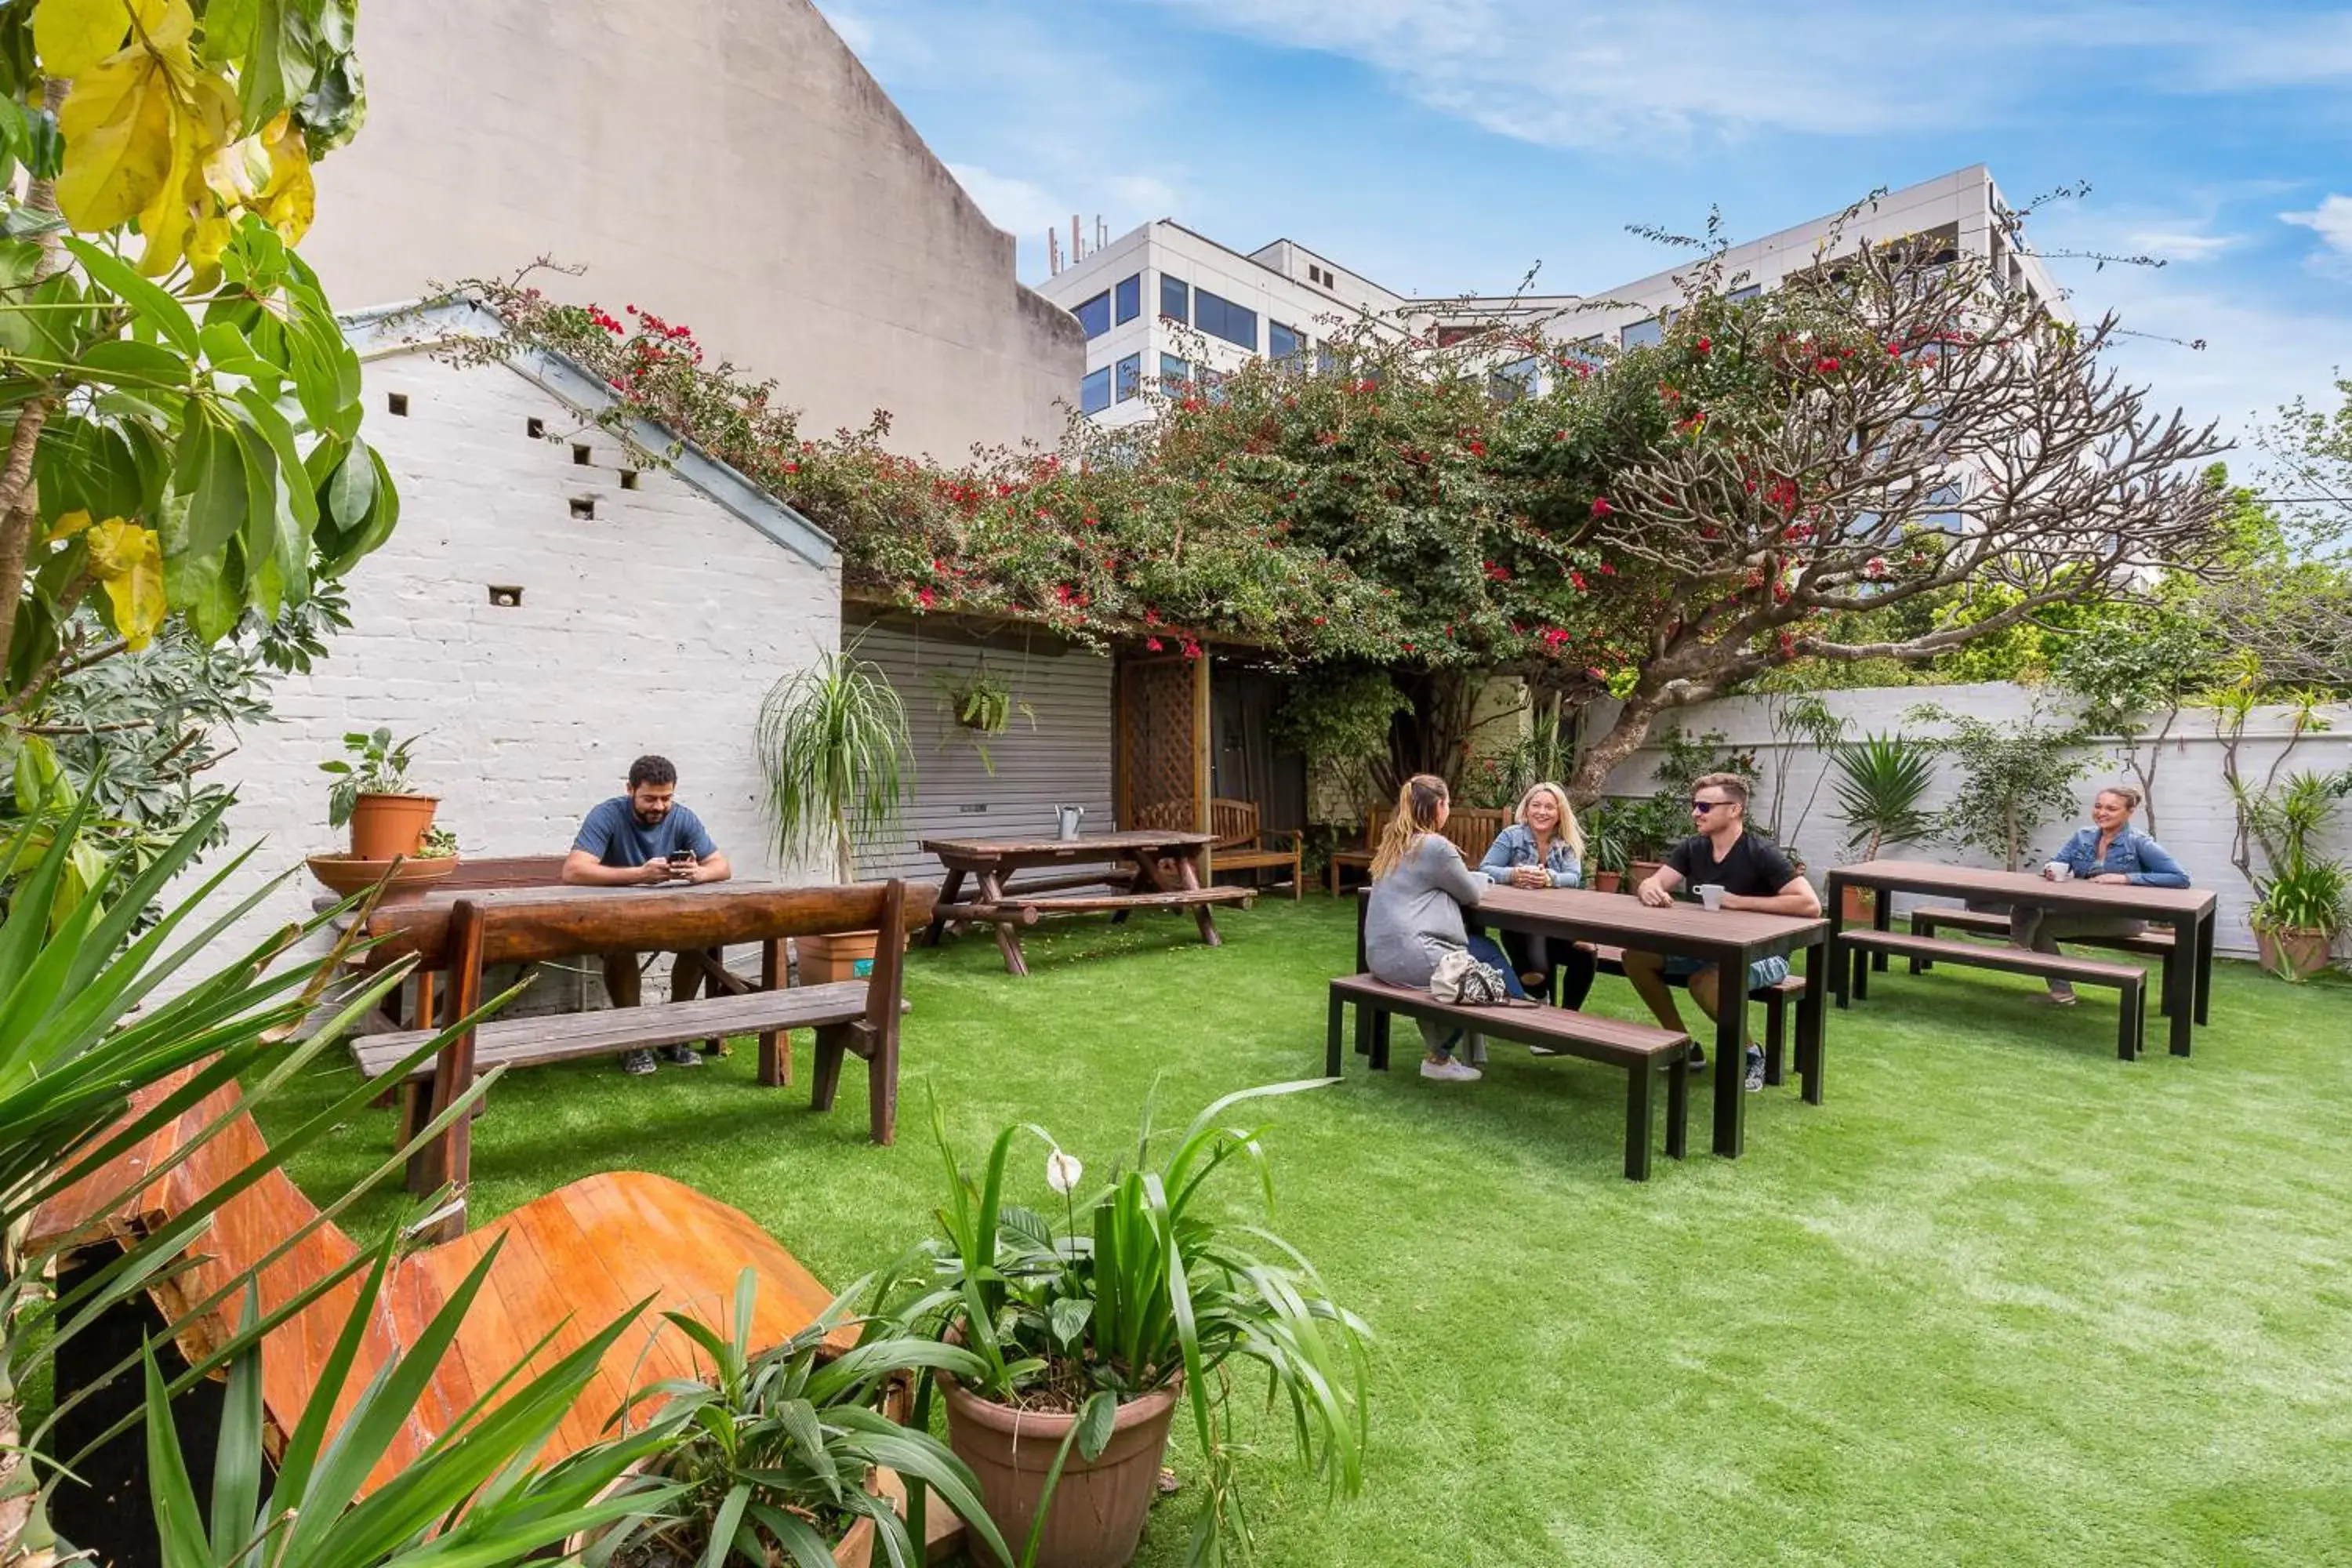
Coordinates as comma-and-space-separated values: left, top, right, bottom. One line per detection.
358, 880, 936, 1238
1132, 797, 1305, 898
1327, 805, 1512, 896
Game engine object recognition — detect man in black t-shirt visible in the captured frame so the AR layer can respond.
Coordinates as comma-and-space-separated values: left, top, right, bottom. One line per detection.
1628, 772, 1821, 1091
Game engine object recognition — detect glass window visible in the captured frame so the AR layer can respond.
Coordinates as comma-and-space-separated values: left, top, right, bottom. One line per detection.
1195, 289, 1257, 351
1490, 355, 1539, 404
1621, 318, 1663, 350
1114, 353, 1142, 402
1115, 274, 1141, 325
1198, 367, 1227, 405
1160, 352, 1190, 392
1728, 285, 1762, 304
1073, 292, 1110, 339
1922, 480, 1965, 532
1160, 274, 1189, 323
1269, 321, 1303, 362
1080, 366, 1111, 414
1316, 342, 1338, 376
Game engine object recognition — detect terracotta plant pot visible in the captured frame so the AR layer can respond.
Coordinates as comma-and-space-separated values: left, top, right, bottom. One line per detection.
1841, 884, 1877, 924
1627, 859, 1664, 890
2254, 924, 2338, 981
798, 930, 880, 983
349, 792, 439, 861
306, 852, 459, 904
1592, 870, 1622, 894
939, 1373, 1181, 1568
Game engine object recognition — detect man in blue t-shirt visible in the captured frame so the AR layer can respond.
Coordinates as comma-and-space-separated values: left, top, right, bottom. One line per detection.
562, 754, 733, 1075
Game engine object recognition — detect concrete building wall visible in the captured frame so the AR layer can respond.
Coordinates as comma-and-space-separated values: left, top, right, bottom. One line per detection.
304, 0, 1083, 458
186, 343, 841, 995
1592, 683, 2352, 963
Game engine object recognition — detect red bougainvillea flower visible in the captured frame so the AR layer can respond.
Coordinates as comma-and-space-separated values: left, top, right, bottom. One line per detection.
1570, 570, 1589, 591
1484, 560, 1512, 582
1599, 562, 1617, 575
1465, 438, 1486, 456
916, 586, 936, 609
1694, 336, 1711, 354
1147, 636, 1164, 652
1591, 496, 1614, 517
1864, 555, 1888, 579
1181, 637, 1203, 659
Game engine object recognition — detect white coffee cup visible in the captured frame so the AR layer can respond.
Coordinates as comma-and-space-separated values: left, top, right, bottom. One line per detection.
1697, 883, 1726, 911
2045, 862, 2072, 882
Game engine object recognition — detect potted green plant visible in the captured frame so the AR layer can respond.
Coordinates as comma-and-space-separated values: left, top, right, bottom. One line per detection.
321, 727, 437, 860
2250, 857, 2347, 981
757, 647, 914, 982
594, 1272, 1014, 1568
897, 1086, 1368, 1568
1581, 800, 1628, 892
1828, 733, 1936, 922
932, 661, 1037, 777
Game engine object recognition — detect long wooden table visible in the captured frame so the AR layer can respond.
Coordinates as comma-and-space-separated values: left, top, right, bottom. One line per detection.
1359, 884, 1830, 1160
920, 830, 1250, 976
1823, 859, 2219, 1056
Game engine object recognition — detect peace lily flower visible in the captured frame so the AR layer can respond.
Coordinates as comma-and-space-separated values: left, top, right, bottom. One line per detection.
1046, 1149, 1083, 1194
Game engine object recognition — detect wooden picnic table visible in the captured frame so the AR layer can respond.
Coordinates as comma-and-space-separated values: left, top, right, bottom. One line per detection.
1824, 859, 2219, 1057
919, 830, 1251, 976
1359, 884, 1830, 1160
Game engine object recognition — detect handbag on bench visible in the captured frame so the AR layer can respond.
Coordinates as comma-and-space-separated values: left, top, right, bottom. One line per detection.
1431, 947, 1512, 1006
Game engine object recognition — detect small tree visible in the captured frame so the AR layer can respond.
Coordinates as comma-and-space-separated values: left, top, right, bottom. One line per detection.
755, 647, 913, 883
1907, 701, 2090, 871
2052, 602, 2218, 838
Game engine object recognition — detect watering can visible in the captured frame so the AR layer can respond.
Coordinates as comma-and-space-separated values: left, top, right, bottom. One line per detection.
1054, 804, 1085, 842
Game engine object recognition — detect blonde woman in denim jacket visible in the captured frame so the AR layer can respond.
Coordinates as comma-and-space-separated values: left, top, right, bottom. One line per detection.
2012, 784, 2190, 1004
1473, 782, 1599, 1007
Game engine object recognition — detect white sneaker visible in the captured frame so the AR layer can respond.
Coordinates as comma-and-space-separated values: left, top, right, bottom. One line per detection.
1420, 1056, 1482, 1083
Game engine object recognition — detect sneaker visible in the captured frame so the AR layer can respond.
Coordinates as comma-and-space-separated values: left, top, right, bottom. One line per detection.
1679, 1043, 1707, 1073
662, 1042, 704, 1067
1420, 1056, 1483, 1083
1744, 1045, 1766, 1093
622, 1048, 657, 1076
2041, 989, 2079, 1007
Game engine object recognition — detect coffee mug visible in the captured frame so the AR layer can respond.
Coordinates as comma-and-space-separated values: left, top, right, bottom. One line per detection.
1696, 883, 1726, 910
2045, 862, 2072, 882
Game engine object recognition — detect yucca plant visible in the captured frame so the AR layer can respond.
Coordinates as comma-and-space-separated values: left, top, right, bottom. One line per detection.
593, 1269, 1013, 1568
755, 646, 913, 884
1830, 732, 1936, 860
895, 1083, 1370, 1565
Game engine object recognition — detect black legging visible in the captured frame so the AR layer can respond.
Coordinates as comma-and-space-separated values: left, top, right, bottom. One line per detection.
1489, 924, 1597, 1008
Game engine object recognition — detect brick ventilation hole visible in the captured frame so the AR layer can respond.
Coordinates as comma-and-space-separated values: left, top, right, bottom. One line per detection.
620, 469, 640, 491
572, 444, 592, 466
568, 496, 595, 521
386, 392, 408, 416
526, 417, 546, 438
488, 585, 523, 608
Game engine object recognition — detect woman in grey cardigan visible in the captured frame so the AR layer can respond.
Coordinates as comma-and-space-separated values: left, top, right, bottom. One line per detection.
1364, 773, 1523, 1082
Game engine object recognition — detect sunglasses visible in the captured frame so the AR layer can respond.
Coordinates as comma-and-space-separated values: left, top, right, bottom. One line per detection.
1690, 798, 1733, 814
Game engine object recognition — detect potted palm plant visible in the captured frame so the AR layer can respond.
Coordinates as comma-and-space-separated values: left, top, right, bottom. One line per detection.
1829, 733, 1936, 922
896, 1086, 1368, 1568
1581, 800, 1628, 892
756, 647, 914, 982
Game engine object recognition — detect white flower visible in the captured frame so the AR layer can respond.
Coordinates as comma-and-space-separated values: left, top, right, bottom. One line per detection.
1045, 1149, 1083, 1195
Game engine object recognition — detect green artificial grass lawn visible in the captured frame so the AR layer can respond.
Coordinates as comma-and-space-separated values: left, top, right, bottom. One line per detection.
262, 898, 2352, 1567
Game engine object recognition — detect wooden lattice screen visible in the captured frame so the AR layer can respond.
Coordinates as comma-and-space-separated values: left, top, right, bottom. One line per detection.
1116, 654, 1203, 829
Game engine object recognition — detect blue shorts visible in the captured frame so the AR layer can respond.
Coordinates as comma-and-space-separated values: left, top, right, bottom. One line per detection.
1663, 953, 1791, 993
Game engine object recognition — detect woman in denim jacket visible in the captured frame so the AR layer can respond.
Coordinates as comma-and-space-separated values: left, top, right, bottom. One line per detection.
2012, 784, 2190, 1004
1474, 782, 1599, 1007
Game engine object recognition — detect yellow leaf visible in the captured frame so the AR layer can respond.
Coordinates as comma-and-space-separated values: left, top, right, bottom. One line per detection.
85, 517, 166, 649
45, 507, 95, 543
132, 106, 201, 274
256, 112, 313, 241
55, 22, 187, 232
34, 0, 130, 79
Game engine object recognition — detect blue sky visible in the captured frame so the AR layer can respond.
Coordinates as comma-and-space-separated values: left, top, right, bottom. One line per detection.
818, 0, 2352, 463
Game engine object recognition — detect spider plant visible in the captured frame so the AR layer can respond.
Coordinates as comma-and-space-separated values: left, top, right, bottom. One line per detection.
756, 645, 913, 884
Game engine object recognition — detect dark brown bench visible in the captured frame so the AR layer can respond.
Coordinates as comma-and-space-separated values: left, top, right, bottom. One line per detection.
1588, 945, 1817, 1098
358, 880, 934, 1236
1904, 903, 2177, 1009
1325, 975, 1691, 1180
1836, 928, 2148, 1059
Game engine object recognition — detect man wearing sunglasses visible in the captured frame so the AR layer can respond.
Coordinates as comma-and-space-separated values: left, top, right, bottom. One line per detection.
1628, 772, 1821, 1091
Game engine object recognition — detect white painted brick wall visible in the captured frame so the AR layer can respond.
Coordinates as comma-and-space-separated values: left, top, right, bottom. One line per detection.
1593, 683, 2352, 961
172, 347, 840, 996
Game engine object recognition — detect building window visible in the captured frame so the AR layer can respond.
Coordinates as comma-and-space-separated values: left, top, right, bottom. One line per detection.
1316, 342, 1338, 376
1080, 366, 1111, 414
1436, 325, 1483, 348
1115, 274, 1141, 325
1198, 366, 1227, 405
1195, 289, 1257, 350
1490, 356, 1539, 404
1621, 318, 1663, 350
1307, 263, 1334, 288
1114, 352, 1142, 401
1160, 274, 1189, 323
1269, 321, 1303, 363
1922, 480, 1965, 532
1160, 352, 1190, 392
1728, 284, 1762, 304
1073, 291, 1111, 339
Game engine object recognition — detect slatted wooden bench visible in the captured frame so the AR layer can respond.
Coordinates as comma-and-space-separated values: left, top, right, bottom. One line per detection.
1325, 805, 1512, 897
1837, 928, 2148, 1059
359, 880, 935, 1236
1136, 797, 1303, 899
1904, 903, 2178, 1008
1588, 945, 1817, 1096
1325, 975, 1691, 1180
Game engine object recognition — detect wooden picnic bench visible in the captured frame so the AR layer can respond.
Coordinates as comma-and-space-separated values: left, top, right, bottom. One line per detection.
1838, 929, 2149, 1058
1134, 797, 1304, 898
1904, 903, 2179, 1006
360, 880, 934, 1237
920, 830, 1251, 976
1325, 975, 1691, 1180
1588, 944, 1817, 1096
1326, 805, 1511, 896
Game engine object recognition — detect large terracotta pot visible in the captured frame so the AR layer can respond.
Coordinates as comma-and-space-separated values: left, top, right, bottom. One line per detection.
1840, 884, 1878, 924
349, 792, 438, 860
2255, 924, 2338, 981
939, 1372, 1180, 1568
1592, 870, 1622, 894
1627, 859, 1664, 890
798, 930, 880, 983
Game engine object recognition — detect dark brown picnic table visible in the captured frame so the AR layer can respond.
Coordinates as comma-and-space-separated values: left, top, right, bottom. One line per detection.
1356, 883, 1831, 1160
919, 830, 1251, 976
1824, 859, 2219, 1057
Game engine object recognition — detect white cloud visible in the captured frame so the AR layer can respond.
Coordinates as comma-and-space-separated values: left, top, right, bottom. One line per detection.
2125, 230, 2236, 262
2281, 194, 2352, 266
946, 162, 1068, 238
814, 4, 877, 58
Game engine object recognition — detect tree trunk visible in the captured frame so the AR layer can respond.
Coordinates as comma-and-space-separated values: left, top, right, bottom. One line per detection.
1566, 688, 1671, 809
0, 80, 74, 682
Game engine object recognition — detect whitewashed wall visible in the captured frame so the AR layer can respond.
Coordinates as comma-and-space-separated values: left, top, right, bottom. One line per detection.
176, 345, 840, 996
1591, 682, 2352, 960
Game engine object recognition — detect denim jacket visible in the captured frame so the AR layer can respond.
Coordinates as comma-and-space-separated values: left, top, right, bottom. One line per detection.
1479, 822, 1584, 887
2048, 825, 2190, 887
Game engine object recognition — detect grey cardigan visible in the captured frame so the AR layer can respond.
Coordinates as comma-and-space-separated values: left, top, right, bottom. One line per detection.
1365, 833, 1486, 989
